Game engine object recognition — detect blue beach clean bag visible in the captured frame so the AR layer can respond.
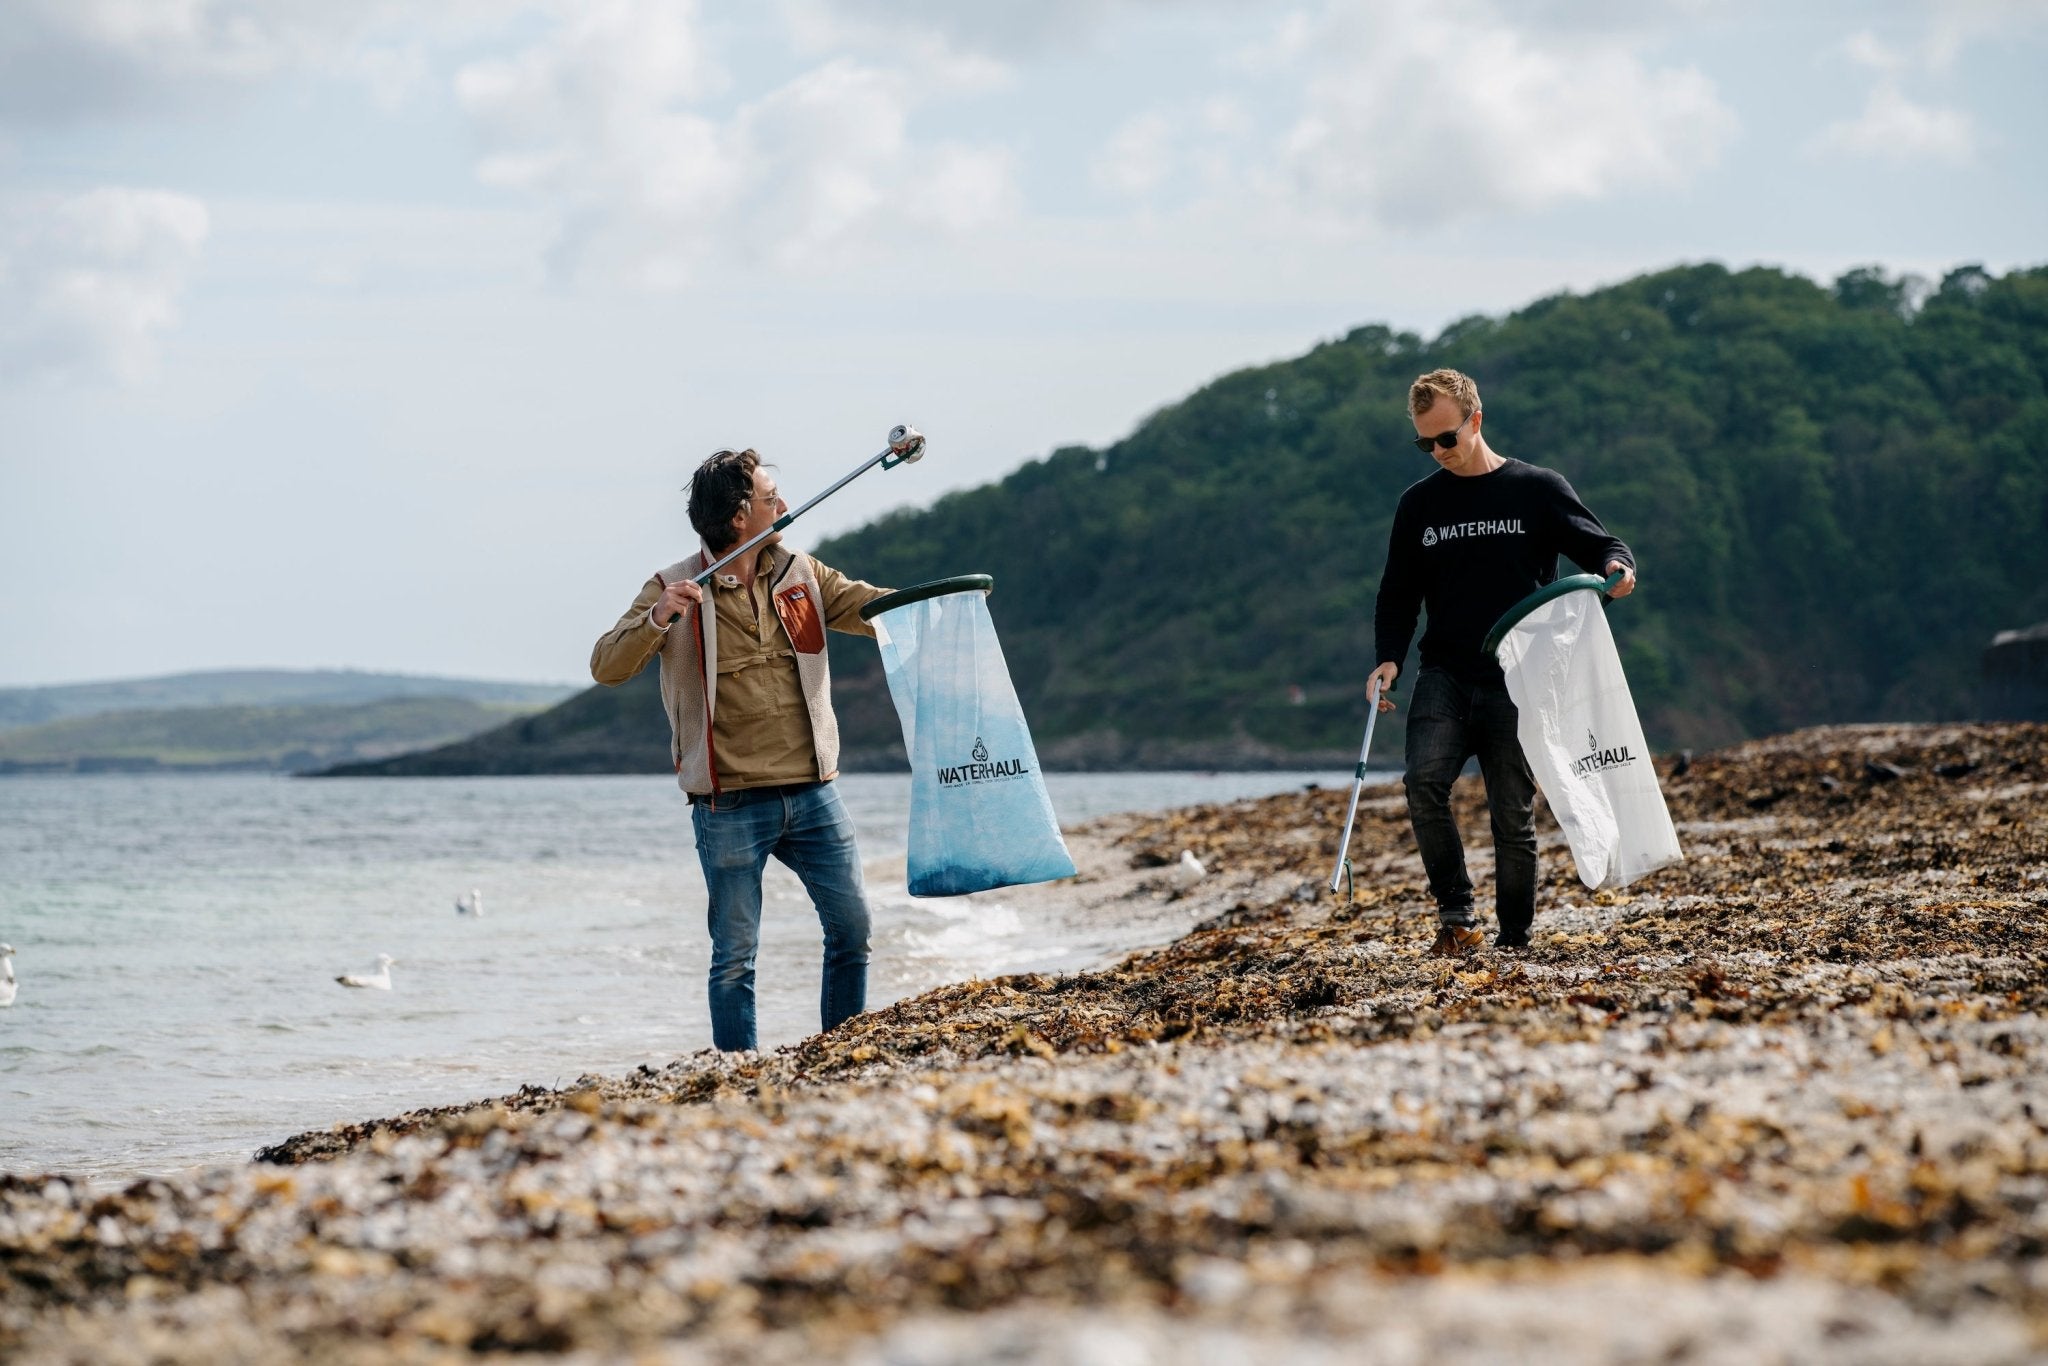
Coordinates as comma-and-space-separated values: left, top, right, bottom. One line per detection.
860, 576, 1076, 897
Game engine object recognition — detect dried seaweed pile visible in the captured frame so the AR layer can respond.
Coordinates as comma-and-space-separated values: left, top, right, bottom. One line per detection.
2, 723, 2044, 1363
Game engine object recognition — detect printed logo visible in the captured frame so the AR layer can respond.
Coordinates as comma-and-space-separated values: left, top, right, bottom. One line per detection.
1426, 518, 1525, 546
938, 736, 1028, 787
1571, 727, 1638, 778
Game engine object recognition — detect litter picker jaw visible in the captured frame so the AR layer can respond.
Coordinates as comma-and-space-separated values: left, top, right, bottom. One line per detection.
693, 424, 927, 587
883, 424, 925, 467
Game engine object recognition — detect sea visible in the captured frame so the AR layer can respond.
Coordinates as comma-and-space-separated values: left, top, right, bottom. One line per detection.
0, 769, 1368, 1183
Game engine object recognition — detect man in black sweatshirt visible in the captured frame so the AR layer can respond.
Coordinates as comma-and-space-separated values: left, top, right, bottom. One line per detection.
1370, 368, 1637, 958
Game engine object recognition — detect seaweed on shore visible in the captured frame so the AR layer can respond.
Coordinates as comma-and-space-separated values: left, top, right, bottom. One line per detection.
261, 725, 2044, 1162
4, 722, 2045, 1363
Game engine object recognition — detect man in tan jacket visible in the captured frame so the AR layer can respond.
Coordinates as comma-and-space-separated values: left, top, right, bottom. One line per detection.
591, 447, 890, 1051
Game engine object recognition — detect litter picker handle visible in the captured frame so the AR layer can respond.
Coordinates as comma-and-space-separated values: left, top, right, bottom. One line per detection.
1328, 677, 1384, 894
688, 425, 925, 589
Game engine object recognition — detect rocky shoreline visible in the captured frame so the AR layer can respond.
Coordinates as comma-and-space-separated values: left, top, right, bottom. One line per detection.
5, 722, 2045, 1362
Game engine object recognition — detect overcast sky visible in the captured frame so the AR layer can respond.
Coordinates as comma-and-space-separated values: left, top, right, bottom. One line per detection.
2, 0, 2042, 688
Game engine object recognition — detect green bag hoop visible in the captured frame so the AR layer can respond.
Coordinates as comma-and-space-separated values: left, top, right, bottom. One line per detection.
1481, 571, 1623, 659
858, 574, 994, 622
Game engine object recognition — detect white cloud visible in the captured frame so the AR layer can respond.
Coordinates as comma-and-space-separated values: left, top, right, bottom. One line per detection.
1213, 1, 1737, 228
456, 0, 1018, 286
1229, 10, 1315, 75
0, 188, 211, 384
775, 0, 1125, 62
0, 0, 517, 125
1842, 30, 1909, 74
345, 42, 434, 112
923, 142, 1022, 233
1089, 100, 1256, 204
1821, 6, 2027, 166
1836, 6, 2048, 76
0, 0, 367, 123
1808, 84, 1976, 164
1093, 112, 1177, 197
1924, 0, 2048, 69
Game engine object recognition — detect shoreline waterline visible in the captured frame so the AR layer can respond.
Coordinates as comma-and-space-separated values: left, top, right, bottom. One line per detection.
0, 768, 1387, 1183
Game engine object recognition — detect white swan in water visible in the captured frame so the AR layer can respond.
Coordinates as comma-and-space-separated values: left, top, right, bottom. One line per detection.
336, 954, 396, 990
0, 944, 15, 1008
455, 888, 483, 917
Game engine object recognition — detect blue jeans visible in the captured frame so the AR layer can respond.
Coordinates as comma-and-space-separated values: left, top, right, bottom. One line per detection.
690, 780, 871, 1051
1403, 667, 1538, 939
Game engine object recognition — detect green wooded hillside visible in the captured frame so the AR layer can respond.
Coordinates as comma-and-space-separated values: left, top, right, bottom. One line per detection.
332, 260, 2048, 776
0, 697, 542, 774
0, 669, 572, 733
817, 260, 2048, 758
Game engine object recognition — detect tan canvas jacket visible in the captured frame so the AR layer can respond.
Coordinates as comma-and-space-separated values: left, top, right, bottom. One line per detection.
590, 545, 885, 794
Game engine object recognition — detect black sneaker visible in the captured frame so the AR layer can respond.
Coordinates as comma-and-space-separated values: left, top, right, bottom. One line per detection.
1493, 932, 1531, 950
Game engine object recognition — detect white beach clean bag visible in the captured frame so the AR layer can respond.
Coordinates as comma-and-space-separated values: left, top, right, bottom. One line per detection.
1486, 575, 1682, 890
860, 575, 1076, 897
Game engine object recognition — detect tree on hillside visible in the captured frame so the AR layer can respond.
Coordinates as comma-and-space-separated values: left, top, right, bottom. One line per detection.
822, 261, 2048, 756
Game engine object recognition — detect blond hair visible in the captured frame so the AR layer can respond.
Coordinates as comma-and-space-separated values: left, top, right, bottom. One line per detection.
1409, 368, 1481, 420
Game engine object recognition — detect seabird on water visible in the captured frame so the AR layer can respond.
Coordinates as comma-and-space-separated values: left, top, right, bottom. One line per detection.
0, 944, 15, 1008
336, 954, 396, 990
455, 889, 483, 917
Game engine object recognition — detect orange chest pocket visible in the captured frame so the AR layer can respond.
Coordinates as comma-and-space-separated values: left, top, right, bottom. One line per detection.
774, 583, 826, 654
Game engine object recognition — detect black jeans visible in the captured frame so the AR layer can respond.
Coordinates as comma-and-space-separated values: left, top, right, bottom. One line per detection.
1403, 666, 1538, 937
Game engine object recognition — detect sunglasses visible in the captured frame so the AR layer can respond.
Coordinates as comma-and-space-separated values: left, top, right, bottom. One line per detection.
1413, 410, 1478, 455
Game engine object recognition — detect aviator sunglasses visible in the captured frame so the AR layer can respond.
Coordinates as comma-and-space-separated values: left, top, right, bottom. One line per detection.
1413, 409, 1478, 455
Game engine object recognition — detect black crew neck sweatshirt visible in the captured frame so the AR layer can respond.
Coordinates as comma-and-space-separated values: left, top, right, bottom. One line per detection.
1373, 457, 1633, 684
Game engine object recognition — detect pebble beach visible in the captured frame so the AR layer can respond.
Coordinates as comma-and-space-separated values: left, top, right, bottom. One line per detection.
4, 722, 2045, 1363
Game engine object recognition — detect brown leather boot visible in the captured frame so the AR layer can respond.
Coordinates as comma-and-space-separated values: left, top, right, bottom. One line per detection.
1428, 926, 1484, 958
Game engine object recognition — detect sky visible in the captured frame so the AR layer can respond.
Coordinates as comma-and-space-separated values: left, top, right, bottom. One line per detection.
2, 0, 2043, 688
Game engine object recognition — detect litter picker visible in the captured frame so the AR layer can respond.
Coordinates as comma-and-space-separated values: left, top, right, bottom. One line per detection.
1328, 676, 1385, 898
690, 424, 926, 587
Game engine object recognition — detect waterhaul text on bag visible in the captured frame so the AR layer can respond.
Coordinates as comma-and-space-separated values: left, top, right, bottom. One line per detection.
1485, 573, 1683, 890
860, 576, 1076, 897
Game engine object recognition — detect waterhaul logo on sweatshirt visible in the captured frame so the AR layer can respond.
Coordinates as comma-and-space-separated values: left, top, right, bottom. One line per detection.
938, 736, 1028, 787
1572, 728, 1637, 778
1423, 518, 1523, 547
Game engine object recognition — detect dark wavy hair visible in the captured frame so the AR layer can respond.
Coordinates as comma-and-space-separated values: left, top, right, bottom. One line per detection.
688, 448, 762, 552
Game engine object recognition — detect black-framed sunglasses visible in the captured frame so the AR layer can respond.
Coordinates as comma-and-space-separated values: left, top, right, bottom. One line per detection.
1413, 410, 1478, 455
